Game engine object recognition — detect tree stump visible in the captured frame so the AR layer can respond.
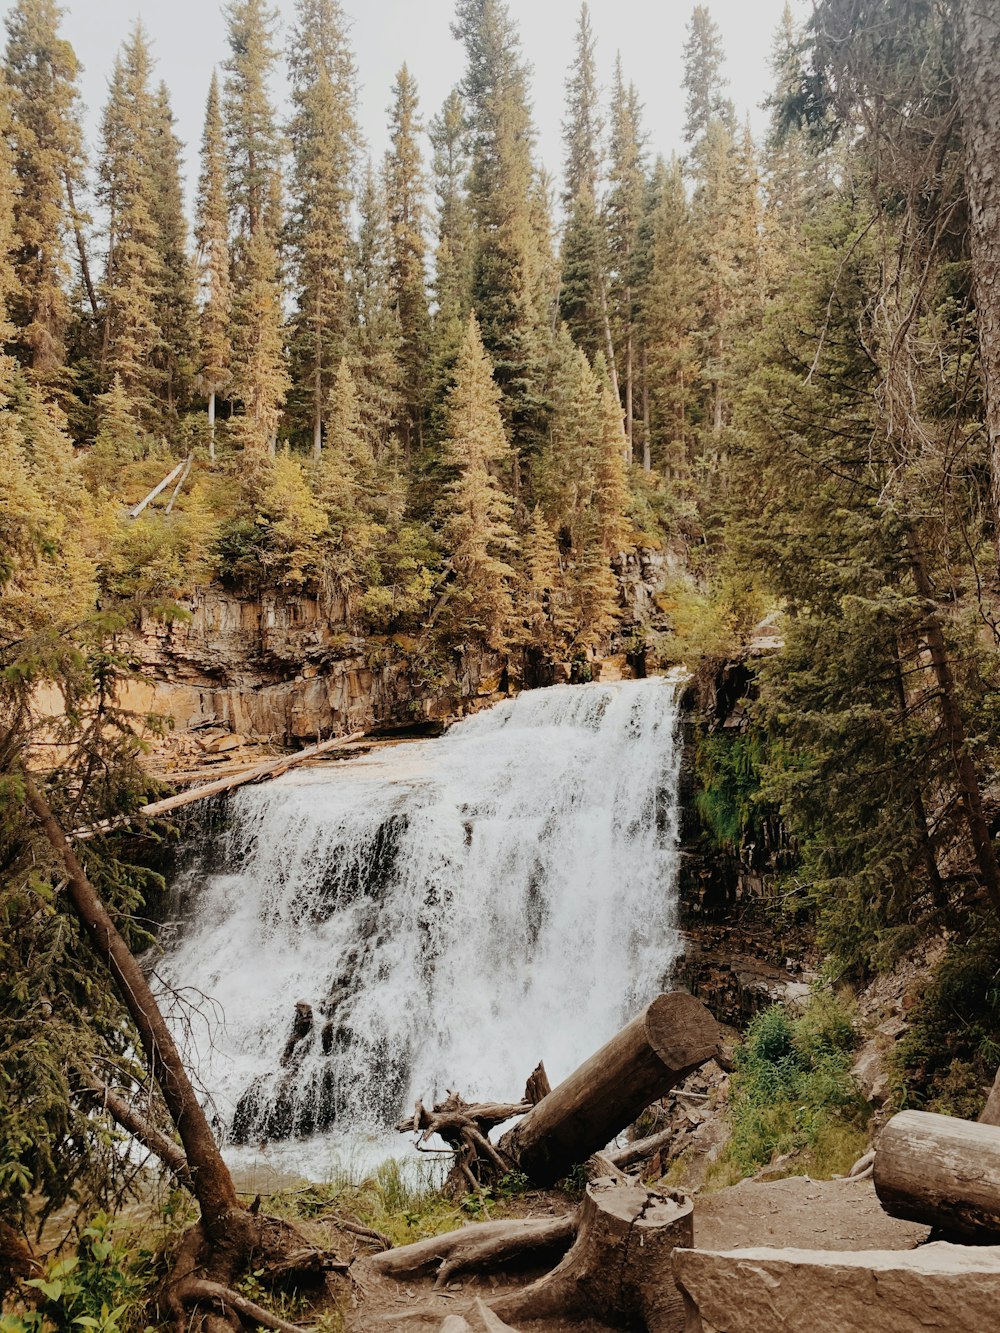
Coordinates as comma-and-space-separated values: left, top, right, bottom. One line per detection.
488, 1177, 693, 1333
874, 1109, 1000, 1239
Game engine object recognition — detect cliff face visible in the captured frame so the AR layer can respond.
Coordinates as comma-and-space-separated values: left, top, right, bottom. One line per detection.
119, 549, 677, 746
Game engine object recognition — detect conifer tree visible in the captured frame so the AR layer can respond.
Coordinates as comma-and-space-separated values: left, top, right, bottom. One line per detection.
682, 4, 735, 175
384, 64, 430, 460
348, 163, 402, 460
149, 81, 197, 415
452, 0, 550, 476
194, 71, 232, 455
3, 0, 86, 379
0, 72, 17, 354
97, 25, 164, 420
437, 314, 517, 651
286, 0, 359, 455
427, 88, 473, 438
534, 329, 598, 538
558, 5, 612, 370
635, 156, 698, 474
223, 0, 288, 458
605, 57, 646, 455
521, 504, 570, 651
593, 380, 631, 556
315, 357, 375, 591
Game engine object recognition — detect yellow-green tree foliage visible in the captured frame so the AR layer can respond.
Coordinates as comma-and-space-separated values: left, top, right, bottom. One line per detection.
437, 315, 518, 651
194, 71, 232, 428
3, 0, 85, 379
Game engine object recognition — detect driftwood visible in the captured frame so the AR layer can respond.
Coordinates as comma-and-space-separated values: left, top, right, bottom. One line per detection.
394, 1091, 533, 1190
73, 731, 366, 839
874, 1109, 1000, 1238
361, 1179, 693, 1333
499, 992, 722, 1185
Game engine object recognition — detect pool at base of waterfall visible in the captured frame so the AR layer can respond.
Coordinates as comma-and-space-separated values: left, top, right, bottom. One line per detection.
157, 677, 685, 1178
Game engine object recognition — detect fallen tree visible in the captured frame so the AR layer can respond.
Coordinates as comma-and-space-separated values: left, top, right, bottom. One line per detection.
395, 992, 723, 1188
359, 1175, 694, 1332
874, 1108, 1000, 1239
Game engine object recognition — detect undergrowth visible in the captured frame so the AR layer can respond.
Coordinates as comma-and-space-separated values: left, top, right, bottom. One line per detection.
891, 917, 1000, 1118
708, 991, 869, 1187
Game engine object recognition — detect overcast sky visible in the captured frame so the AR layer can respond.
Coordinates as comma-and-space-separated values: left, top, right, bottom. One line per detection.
2, 0, 803, 212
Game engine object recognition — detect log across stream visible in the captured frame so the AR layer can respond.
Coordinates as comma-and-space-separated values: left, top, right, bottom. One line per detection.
156, 678, 687, 1173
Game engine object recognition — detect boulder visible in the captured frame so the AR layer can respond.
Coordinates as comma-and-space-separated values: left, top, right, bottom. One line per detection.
674, 1241, 1000, 1333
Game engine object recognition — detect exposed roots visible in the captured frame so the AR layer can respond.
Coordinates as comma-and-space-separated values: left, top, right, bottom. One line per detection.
362, 1214, 576, 1286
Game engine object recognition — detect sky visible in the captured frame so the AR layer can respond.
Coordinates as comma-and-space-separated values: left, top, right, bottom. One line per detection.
1, 0, 802, 211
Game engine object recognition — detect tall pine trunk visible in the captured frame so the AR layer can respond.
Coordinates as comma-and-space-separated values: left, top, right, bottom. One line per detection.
955, 0, 1000, 561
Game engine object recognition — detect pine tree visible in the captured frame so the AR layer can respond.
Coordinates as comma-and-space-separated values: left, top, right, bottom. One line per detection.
286, 0, 359, 455
223, 0, 288, 459
593, 380, 631, 556
521, 504, 570, 650
534, 328, 597, 538
0, 71, 17, 357
348, 163, 402, 460
149, 81, 197, 415
384, 65, 430, 461
437, 314, 517, 651
558, 5, 612, 374
97, 25, 164, 420
635, 156, 698, 474
605, 57, 646, 455
194, 71, 232, 454
3, 0, 86, 379
427, 88, 473, 440
682, 4, 735, 175
452, 0, 550, 476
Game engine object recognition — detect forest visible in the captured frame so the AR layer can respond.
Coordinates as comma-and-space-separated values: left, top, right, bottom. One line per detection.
3, 0, 1000, 1328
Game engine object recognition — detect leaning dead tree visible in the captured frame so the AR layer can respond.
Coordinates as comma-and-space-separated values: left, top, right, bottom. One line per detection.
25, 776, 345, 1333
395, 992, 723, 1188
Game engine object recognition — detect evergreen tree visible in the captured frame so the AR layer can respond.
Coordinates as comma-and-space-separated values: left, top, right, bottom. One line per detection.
194, 71, 232, 454
348, 163, 402, 460
427, 88, 473, 440
558, 5, 612, 370
682, 3, 735, 174
635, 156, 698, 474
452, 0, 550, 477
605, 57, 646, 455
384, 64, 430, 460
593, 380, 631, 556
437, 314, 517, 651
223, 0, 288, 458
521, 504, 570, 651
97, 26, 163, 420
3, 0, 86, 379
149, 81, 197, 415
286, 0, 359, 455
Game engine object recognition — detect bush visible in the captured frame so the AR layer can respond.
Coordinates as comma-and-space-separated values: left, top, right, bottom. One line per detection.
715, 992, 869, 1182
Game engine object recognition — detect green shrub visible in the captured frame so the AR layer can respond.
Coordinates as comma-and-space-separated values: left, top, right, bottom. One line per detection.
1, 1214, 154, 1333
715, 992, 869, 1183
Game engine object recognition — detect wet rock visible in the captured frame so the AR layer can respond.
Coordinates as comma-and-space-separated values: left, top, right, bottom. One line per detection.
675, 1241, 1000, 1333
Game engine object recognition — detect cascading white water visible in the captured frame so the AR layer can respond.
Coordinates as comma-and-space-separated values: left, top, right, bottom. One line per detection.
158, 676, 684, 1172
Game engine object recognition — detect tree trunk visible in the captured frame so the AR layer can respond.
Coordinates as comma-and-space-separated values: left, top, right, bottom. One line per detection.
908, 534, 1000, 917
955, 0, 1000, 560
489, 1178, 693, 1333
874, 1109, 1000, 1239
498, 992, 722, 1186
23, 777, 250, 1255
64, 171, 98, 321
642, 342, 652, 473
208, 391, 217, 462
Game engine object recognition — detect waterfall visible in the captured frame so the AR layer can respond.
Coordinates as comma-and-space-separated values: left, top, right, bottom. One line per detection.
159, 677, 684, 1170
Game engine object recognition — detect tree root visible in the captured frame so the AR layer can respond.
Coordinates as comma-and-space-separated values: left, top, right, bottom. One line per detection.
362, 1214, 576, 1285
395, 1090, 531, 1189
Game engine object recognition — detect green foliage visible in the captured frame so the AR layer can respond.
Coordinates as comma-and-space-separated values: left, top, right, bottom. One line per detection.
716, 993, 868, 1181
892, 921, 1000, 1118
694, 731, 767, 853
1, 1215, 154, 1333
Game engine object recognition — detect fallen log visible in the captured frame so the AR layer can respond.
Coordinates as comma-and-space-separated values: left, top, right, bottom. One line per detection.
608, 1125, 676, 1169
363, 1215, 576, 1286
498, 991, 722, 1186
489, 1178, 692, 1333
73, 731, 365, 839
874, 1109, 1000, 1239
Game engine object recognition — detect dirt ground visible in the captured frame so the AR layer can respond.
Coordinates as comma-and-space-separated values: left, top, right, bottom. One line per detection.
341, 1175, 928, 1332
